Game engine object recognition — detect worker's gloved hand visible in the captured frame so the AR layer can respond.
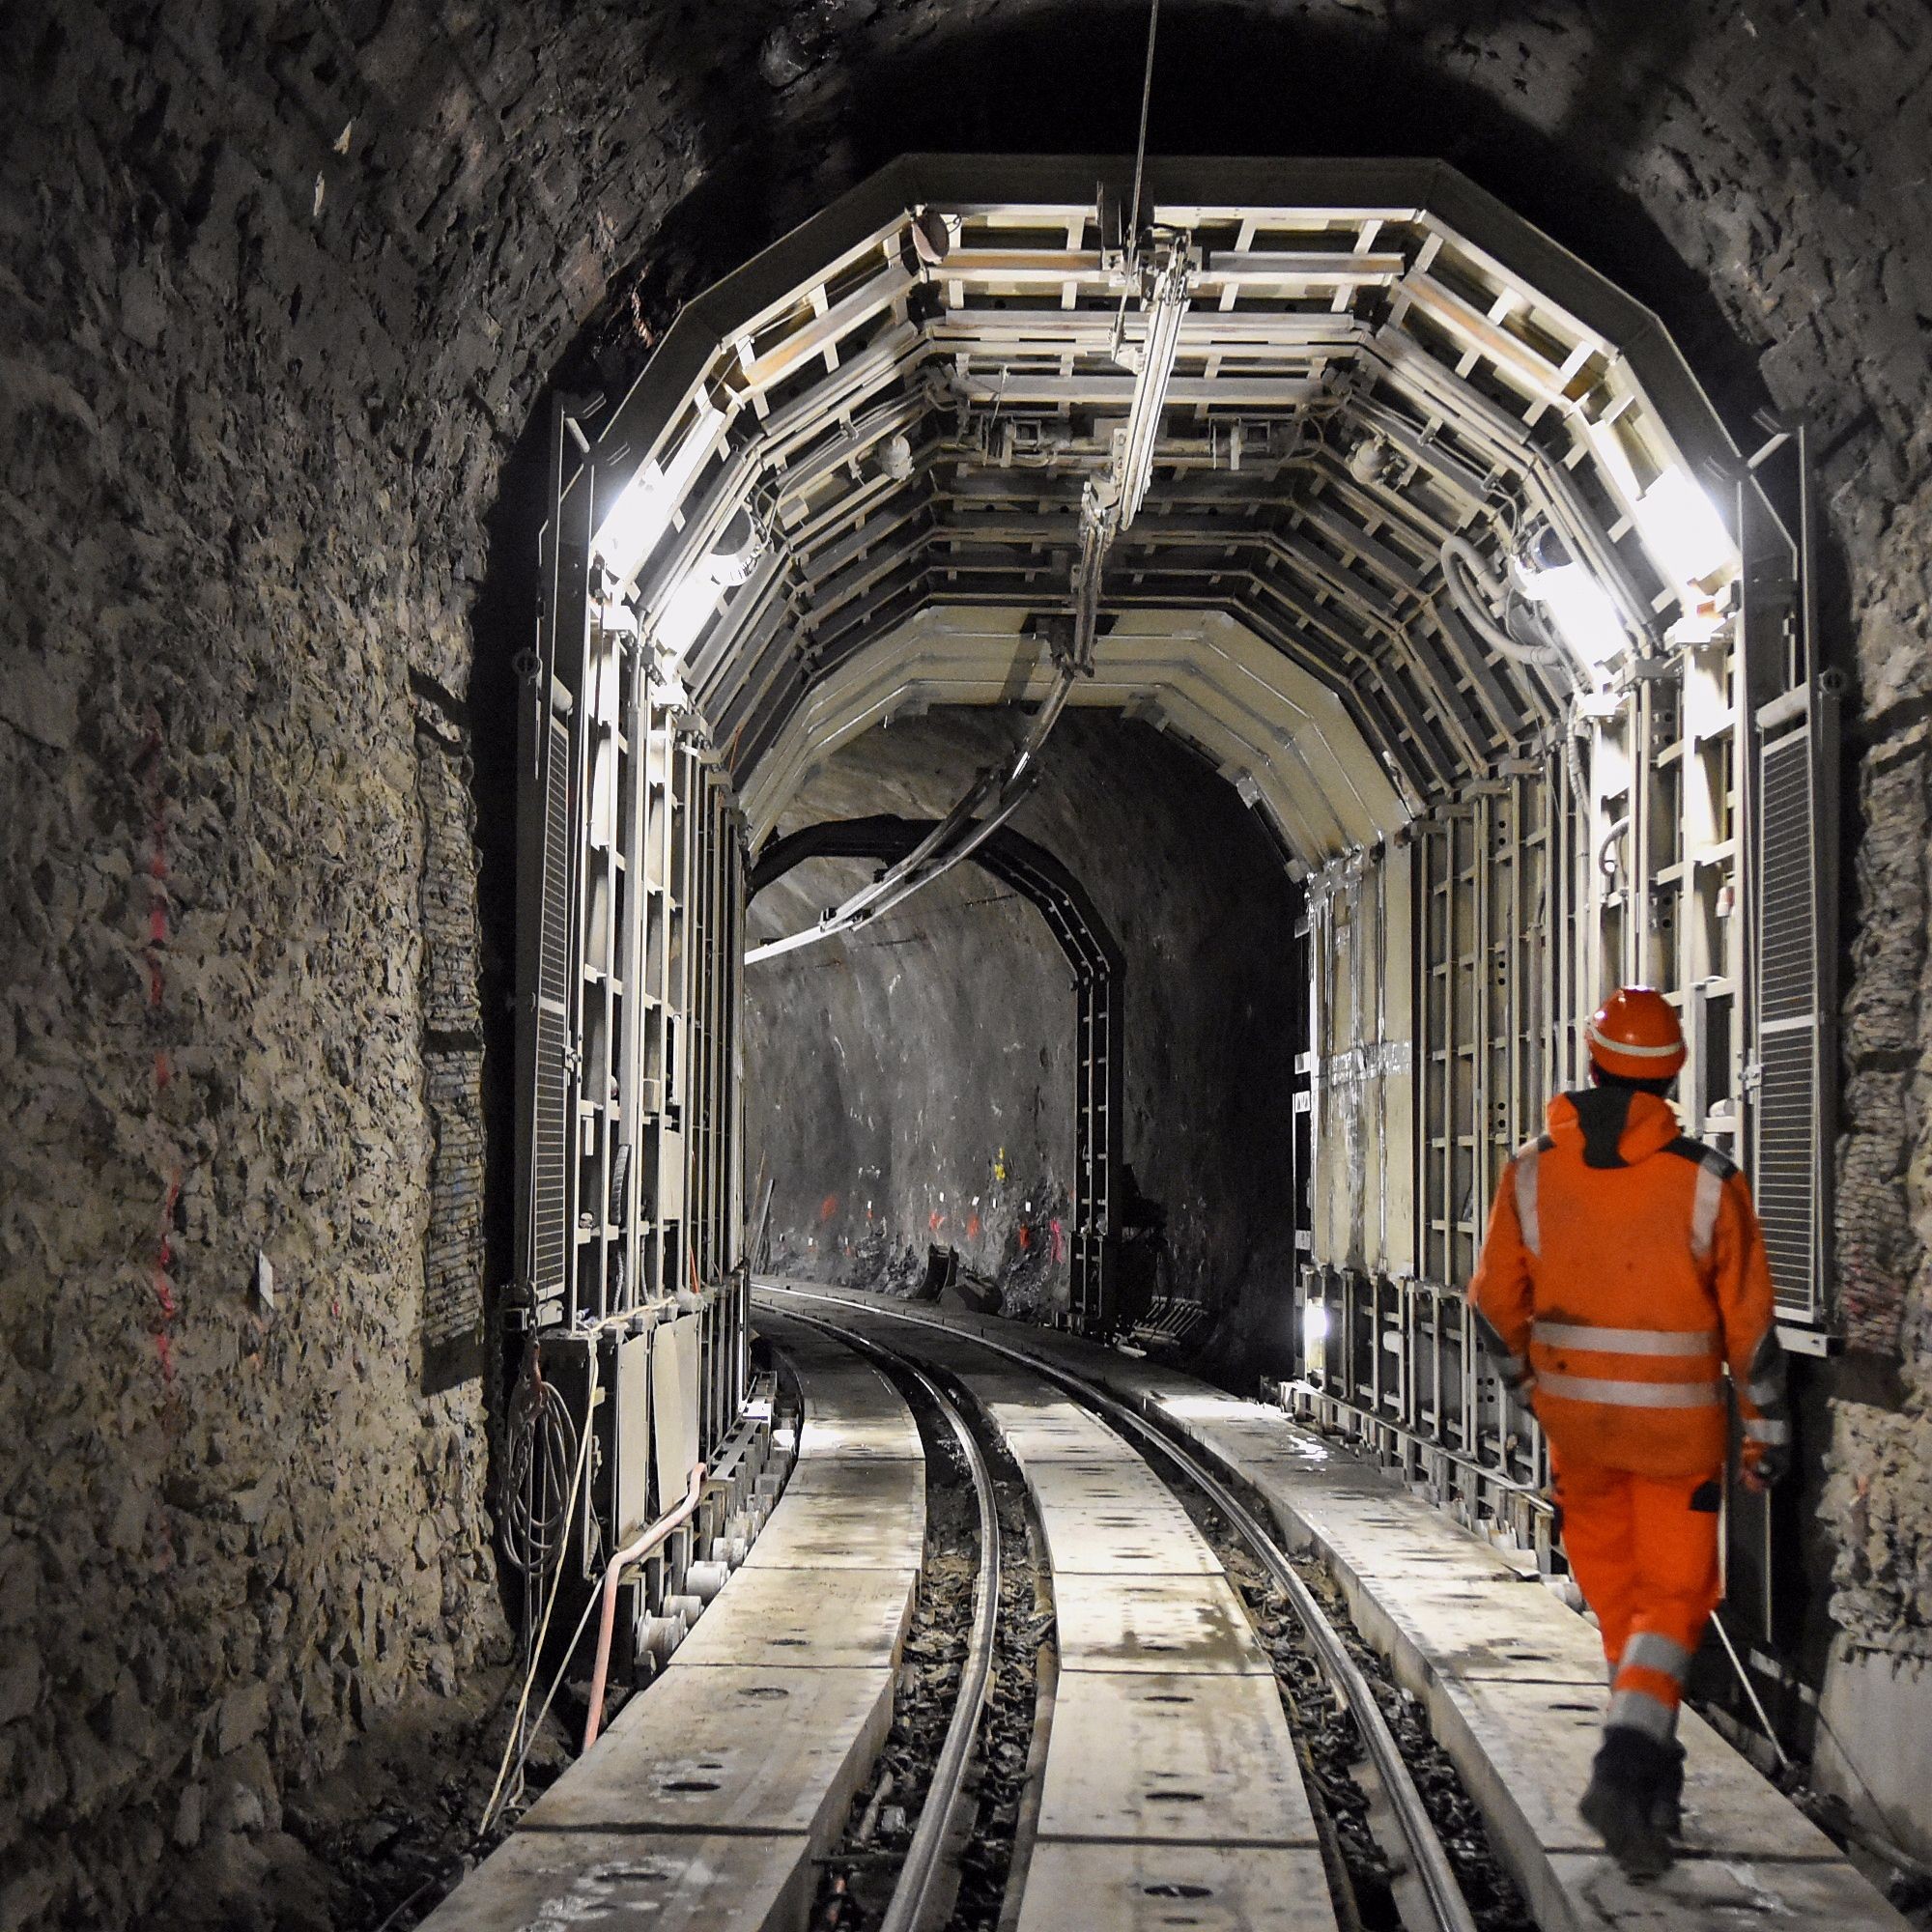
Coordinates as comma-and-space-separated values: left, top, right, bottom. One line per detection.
1743, 1442, 1789, 1492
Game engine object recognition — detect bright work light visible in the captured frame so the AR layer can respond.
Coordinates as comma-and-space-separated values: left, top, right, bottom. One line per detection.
654, 569, 722, 660
1633, 466, 1732, 590
1514, 556, 1628, 668
651, 515, 765, 663
591, 400, 724, 584
1300, 1299, 1329, 1382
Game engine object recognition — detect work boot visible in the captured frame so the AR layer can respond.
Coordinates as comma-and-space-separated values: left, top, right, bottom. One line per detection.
1651, 1738, 1687, 1838
1578, 1726, 1676, 1880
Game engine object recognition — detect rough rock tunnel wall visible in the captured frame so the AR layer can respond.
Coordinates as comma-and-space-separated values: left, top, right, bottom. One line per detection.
5, 0, 1932, 1920
744, 709, 1300, 1322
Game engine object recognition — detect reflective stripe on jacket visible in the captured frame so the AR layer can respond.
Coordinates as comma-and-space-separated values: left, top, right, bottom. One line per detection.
1467, 1087, 1786, 1478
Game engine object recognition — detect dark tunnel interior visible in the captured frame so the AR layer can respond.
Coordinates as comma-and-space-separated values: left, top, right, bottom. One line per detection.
743, 706, 1300, 1347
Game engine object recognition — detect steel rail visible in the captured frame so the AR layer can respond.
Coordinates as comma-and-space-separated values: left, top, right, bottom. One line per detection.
760, 1284, 1479, 1932
782, 1311, 1002, 1932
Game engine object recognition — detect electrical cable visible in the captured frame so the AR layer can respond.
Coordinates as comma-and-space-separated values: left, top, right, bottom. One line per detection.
1126, 0, 1161, 246
1707, 1616, 1932, 1880
1597, 813, 1632, 881
746, 667, 1074, 964
1708, 1610, 1791, 1769
502, 1372, 579, 1577
1801, 1698, 1932, 1878
474, 1582, 607, 1843
1439, 536, 1570, 671
477, 1365, 598, 1838
750, 7, 1159, 981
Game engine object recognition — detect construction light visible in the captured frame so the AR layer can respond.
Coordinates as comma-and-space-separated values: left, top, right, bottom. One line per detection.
650, 516, 764, 662
1301, 1299, 1329, 1377
1633, 466, 1732, 590
654, 569, 722, 661
1514, 556, 1628, 668
591, 400, 724, 584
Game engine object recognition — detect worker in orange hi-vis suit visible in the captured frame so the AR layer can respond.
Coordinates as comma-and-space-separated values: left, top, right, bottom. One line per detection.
1468, 987, 1790, 1880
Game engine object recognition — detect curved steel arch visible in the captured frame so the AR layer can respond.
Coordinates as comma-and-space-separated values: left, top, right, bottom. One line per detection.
751, 815, 1124, 1333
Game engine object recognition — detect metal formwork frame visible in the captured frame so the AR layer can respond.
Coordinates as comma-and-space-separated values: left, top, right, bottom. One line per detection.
1292, 432, 1835, 1572
507, 161, 1840, 1595
1291, 1262, 1553, 1563
511, 400, 755, 1630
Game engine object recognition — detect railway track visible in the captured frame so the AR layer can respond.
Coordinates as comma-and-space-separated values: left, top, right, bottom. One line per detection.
835, 1335, 1003, 1932
770, 1285, 1490, 1932
424, 1284, 1906, 1932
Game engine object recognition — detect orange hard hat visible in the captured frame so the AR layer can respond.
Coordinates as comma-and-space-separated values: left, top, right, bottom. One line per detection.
1587, 986, 1686, 1080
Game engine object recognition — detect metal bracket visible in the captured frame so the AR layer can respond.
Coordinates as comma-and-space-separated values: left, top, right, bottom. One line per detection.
1620, 657, 1682, 687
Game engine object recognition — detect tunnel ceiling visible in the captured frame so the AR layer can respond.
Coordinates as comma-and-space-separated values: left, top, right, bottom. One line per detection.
564, 155, 1770, 867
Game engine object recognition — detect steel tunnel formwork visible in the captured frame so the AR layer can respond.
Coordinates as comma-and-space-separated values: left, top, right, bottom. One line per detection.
508, 151, 1836, 1736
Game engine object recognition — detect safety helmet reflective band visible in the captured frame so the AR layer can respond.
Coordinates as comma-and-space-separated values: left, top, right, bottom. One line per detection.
1585, 1021, 1682, 1059
1586, 986, 1687, 1080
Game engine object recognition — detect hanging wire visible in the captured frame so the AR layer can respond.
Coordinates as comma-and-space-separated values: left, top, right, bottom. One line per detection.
501, 1366, 579, 1577
480, 1367, 598, 1837
1126, 0, 1161, 247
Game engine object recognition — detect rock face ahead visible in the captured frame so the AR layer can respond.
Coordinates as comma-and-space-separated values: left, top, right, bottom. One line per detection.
6, 0, 1932, 1919
744, 709, 1300, 1320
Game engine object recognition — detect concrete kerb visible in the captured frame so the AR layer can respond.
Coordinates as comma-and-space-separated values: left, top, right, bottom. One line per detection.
420, 1314, 924, 1932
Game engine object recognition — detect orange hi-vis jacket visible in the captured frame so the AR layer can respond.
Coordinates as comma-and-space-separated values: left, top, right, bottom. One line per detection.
1469, 1088, 1789, 1479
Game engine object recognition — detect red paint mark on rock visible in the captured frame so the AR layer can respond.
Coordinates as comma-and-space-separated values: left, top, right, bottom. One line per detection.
819, 1193, 839, 1223
1017, 1224, 1032, 1252
1049, 1218, 1065, 1264
967, 1213, 980, 1241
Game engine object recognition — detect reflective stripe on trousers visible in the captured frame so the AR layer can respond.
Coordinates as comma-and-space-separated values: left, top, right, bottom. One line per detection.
1610, 1631, 1694, 1741
1607, 1685, 1680, 1741
1620, 1630, 1693, 1680
1553, 1463, 1721, 1748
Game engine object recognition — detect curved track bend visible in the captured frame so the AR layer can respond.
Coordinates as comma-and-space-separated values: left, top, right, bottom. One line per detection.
770, 1284, 1480, 1932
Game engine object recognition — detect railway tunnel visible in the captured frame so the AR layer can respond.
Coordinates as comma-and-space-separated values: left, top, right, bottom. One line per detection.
5, 5, 1932, 1929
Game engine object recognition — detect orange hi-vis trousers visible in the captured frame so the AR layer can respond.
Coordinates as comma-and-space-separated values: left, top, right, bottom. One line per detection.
1553, 1455, 1722, 1741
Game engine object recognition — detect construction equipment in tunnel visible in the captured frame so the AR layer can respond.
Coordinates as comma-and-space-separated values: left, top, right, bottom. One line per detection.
505, 391, 755, 1703
751, 813, 1125, 1334
744, 193, 1196, 962
501, 160, 1846, 1747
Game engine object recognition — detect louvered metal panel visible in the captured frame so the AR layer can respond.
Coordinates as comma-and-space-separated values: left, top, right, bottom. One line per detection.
532, 715, 573, 1301
1755, 725, 1822, 1321
1756, 1028, 1816, 1307
1759, 729, 1815, 1022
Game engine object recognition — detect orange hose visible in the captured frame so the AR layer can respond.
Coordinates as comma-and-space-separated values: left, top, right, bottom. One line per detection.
581, 1460, 707, 1753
